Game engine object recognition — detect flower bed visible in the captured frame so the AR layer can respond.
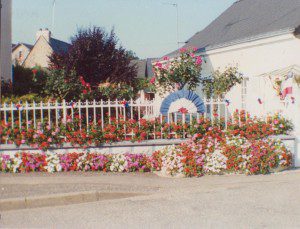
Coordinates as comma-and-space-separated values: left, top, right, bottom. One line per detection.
0, 112, 293, 150
0, 133, 292, 176
152, 131, 292, 177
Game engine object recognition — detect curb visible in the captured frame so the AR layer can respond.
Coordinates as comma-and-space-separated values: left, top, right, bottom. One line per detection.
0, 191, 141, 211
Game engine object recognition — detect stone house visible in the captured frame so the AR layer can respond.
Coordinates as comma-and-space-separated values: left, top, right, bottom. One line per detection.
23, 29, 70, 68
12, 43, 33, 66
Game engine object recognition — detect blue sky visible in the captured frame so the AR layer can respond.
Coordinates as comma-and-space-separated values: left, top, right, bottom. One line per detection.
13, 0, 236, 58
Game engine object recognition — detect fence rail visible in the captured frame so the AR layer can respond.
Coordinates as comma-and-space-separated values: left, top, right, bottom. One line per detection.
0, 98, 231, 126
0, 98, 236, 145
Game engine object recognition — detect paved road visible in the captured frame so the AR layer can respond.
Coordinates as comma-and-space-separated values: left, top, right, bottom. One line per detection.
1, 170, 300, 228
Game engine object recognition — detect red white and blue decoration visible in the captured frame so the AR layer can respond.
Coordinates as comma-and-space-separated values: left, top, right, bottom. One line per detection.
281, 72, 294, 100
160, 90, 205, 115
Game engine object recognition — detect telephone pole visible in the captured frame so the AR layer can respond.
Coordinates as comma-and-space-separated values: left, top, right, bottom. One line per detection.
0, 0, 2, 106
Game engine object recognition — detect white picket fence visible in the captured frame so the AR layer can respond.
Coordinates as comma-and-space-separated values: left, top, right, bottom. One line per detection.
0, 98, 231, 129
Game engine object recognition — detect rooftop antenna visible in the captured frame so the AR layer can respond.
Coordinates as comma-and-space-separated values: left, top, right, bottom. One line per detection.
51, 0, 56, 34
163, 2, 179, 49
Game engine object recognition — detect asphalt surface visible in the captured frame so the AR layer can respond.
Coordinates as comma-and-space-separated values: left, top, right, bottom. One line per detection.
1, 170, 300, 228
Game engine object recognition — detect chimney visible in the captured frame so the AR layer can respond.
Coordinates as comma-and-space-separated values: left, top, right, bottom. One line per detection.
36, 28, 51, 42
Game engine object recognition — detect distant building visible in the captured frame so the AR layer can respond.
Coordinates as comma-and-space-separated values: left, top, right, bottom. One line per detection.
23, 29, 70, 68
12, 43, 33, 66
0, 0, 12, 81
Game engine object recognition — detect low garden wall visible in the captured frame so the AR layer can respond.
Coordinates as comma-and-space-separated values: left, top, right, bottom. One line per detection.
0, 135, 298, 167
0, 139, 186, 155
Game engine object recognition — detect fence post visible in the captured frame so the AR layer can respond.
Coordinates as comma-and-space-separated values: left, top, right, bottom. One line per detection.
3, 102, 7, 125
48, 100, 51, 127
78, 100, 82, 131
115, 99, 119, 126
85, 100, 89, 129
100, 99, 104, 130
18, 101, 22, 129
108, 99, 111, 122
93, 99, 96, 125
33, 101, 36, 129
55, 100, 58, 127
40, 101, 44, 124
62, 99, 67, 123
10, 102, 14, 128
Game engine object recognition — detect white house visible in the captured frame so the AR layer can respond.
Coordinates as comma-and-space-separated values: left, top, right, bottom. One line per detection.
0, 0, 12, 81
159, 0, 300, 134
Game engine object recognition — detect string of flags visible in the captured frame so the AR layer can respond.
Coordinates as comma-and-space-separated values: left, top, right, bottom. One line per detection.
70, 102, 76, 108
16, 103, 23, 110
122, 100, 130, 108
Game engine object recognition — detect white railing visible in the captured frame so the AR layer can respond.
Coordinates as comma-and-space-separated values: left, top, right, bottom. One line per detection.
0, 98, 232, 129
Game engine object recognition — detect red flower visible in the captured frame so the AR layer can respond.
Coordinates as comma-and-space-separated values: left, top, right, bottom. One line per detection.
150, 77, 156, 84
178, 107, 188, 114
32, 69, 38, 75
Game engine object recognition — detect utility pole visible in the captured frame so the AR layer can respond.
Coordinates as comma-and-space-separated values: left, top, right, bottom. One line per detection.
0, 0, 2, 106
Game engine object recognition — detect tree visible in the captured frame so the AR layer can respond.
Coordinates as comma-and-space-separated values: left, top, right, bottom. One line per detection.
49, 27, 137, 87
200, 66, 243, 98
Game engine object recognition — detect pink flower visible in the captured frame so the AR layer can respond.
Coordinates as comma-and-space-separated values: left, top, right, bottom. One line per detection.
273, 119, 279, 125
47, 138, 52, 143
180, 48, 187, 53
46, 125, 51, 131
163, 56, 169, 61
155, 62, 163, 69
150, 77, 156, 84
21, 139, 26, 144
195, 56, 202, 65
33, 134, 38, 139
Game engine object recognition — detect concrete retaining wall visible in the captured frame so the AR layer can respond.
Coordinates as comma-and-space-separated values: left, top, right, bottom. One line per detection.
1, 136, 299, 167
0, 139, 187, 156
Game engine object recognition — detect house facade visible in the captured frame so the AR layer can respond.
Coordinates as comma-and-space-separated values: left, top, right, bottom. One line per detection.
12, 43, 33, 66
23, 29, 70, 68
158, 0, 300, 134
0, 0, 12, 81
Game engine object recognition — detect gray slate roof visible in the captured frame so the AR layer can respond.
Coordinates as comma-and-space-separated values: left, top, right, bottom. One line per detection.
12, 43, 33, 51
132, 58, 156, 78
168, 0, 300, 56
49, 38, 70, 54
